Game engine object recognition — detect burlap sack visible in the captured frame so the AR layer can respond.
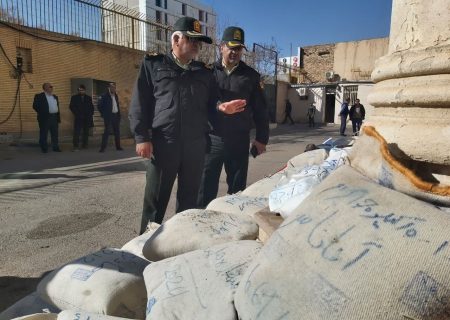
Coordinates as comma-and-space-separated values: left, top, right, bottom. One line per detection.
287, 148, 328, 168
37, 248, 149, 318
11, 315, 57, 320
349, 126, 450, 206
241, 173, 285, 198
206, 193, 268, 218
121, 223, 160, 259
57, 310, 132, 320
142, 209, 258, 262
235, 165, 450, 320
0, 292, 60, 320
143, 240, 262, 320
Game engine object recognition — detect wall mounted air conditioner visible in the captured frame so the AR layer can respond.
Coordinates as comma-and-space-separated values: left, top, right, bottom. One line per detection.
325, 71, 335, 81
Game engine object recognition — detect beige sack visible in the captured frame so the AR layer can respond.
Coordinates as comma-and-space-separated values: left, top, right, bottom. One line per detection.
206, 193, 268, 218
143, 241, 262, 320
57, 310, 133, 320
121, 223, 160, 259
349, 126, 450, 206
235, 165, 450, 320
142, 209, 258, 262
37, 248, 149, 318
0, 292, 60, 320
241, 173, 285, 198
12, 314, 57, 320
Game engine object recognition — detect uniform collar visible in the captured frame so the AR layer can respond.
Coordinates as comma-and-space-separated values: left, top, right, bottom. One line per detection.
171, 51, 192, 70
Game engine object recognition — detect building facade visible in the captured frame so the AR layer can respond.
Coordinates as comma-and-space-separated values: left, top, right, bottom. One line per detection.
278, 38, 389, 125
108, 0, 217, 53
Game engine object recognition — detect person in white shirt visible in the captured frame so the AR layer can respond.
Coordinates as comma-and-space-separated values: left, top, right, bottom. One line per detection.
32, 82, 61, 153
98, 83, 122, 152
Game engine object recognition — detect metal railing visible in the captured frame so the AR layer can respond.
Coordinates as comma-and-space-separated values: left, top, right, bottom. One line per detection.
0, 0, 171, 52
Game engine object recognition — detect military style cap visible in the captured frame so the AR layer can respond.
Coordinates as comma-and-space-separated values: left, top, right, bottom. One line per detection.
173, 17, 212, 44
222, 26, 247, 49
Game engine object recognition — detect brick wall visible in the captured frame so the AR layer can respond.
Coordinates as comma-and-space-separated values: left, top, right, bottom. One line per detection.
0, 24, 145, 141
299, 44, 335, 83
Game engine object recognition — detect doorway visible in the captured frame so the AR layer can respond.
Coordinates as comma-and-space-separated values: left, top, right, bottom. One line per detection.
324, 93, 335, 123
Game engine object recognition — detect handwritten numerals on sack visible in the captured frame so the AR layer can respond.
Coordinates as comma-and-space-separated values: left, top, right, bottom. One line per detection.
319, 184, 426, 238
164, 264, 189, 298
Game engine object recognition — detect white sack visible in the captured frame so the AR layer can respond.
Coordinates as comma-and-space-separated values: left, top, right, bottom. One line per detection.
57, 310, 133, 320
142, 209, 258, 262
269, 147, 349, 218
206, 193, 268, 218
143, 241, 262, 319
37, 248, 148, 318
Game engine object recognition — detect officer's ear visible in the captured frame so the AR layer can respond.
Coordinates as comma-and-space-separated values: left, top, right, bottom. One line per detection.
173, 33, 181, 44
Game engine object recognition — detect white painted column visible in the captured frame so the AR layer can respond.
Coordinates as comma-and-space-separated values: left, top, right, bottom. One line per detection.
367, 0, 450, 165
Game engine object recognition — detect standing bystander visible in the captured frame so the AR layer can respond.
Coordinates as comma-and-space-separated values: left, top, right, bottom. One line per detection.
339, 98, 350, 136
98, 83, 122, 152
69, 84, 94, 150
307, 102, 316, 128
349, 98, 366, 136
32, 83, 61, 153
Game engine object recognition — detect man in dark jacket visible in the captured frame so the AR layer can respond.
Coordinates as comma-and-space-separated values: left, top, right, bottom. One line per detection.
197, 26, 270, 208
69, 84, 94, 150
98, 82, 122, 152
32, 82, 61, 153
129, 17, 245, 234
283, 99, 294, 125
349, 98, 366, 136
338, 98, 350, 136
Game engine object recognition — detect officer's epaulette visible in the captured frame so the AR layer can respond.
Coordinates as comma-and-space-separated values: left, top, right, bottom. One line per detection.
145, 52, 163, 60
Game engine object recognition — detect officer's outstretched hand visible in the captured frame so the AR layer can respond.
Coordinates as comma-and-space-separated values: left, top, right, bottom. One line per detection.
252, 140, 266, 155
136, 142, 153, 159
218, 99, 246, 114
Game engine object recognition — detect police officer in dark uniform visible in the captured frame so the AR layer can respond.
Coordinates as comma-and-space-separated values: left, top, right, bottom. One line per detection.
129, 17, 244, 234
197, 26, 270, 208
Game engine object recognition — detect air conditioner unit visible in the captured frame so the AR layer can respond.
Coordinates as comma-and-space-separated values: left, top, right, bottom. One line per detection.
297, 87, 307, 96
325, 71, 335, 80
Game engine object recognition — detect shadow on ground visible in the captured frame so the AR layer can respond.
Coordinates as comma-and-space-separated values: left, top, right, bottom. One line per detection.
0, 274, 49, 311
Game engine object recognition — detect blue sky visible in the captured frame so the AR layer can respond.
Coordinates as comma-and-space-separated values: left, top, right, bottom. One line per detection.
202, 0, 393, 56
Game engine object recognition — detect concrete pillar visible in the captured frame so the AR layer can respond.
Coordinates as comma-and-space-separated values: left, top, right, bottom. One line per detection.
367, 0, 450, 165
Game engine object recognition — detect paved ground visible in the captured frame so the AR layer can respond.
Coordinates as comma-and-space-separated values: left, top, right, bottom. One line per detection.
0, 123, 344, 311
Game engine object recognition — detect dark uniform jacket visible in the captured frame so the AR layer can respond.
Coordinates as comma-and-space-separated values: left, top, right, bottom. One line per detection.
349, 103, 366, 120
129, 53, 217, 144
98, 92, 120, 121
210, 60, 269, 144
69, 94, 94, 127
32, 92, 61, 123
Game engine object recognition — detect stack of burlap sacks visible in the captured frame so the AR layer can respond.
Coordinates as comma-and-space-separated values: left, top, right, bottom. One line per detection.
2, 126, 450, 320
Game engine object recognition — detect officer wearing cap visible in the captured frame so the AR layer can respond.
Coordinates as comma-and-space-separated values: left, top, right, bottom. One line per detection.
129, 17, 243, 233
197, 26, 270, 208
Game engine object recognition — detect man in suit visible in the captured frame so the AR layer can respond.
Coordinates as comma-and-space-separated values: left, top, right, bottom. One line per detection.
32, 82, 61, 153
98, 82, 122, 152
69, 84, 94, 151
